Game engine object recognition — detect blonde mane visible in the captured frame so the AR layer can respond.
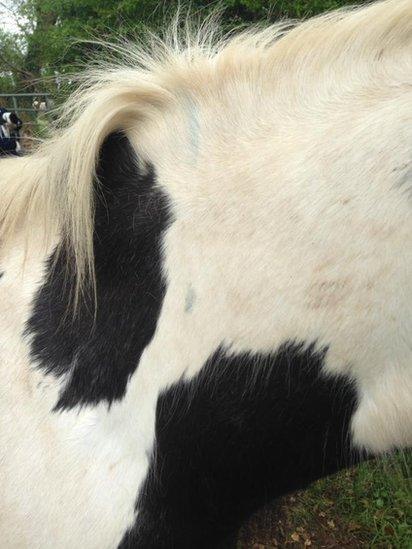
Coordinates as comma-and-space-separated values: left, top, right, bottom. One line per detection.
0, 0, 411, 300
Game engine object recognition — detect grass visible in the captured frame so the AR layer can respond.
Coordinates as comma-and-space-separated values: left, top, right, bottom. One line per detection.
239, 451, 412, 548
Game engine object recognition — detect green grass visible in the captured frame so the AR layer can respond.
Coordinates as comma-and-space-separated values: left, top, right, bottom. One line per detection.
289, 452, 412, 547
239, 452, 411, 547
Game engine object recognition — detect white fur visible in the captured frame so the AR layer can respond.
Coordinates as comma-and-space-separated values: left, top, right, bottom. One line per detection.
0, 1, 411, 546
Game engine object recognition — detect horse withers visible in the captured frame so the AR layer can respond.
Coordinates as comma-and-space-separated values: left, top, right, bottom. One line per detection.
0, 1, 411, 547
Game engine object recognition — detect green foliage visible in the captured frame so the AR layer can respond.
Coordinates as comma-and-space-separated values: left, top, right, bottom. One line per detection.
0, 26, 27, 91
0, 0, 359, 94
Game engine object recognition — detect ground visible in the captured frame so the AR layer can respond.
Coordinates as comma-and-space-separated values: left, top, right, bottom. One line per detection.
238, 453, 411, 548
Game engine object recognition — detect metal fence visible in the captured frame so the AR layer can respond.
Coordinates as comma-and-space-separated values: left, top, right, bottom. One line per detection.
0, 92, 52, 114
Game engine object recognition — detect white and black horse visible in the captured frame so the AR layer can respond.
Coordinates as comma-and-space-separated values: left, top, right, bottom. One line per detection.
0, 1, 411, 547
0, 108, 22, 156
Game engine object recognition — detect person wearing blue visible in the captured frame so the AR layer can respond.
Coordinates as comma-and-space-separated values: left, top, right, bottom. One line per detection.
0, 107, 22, 156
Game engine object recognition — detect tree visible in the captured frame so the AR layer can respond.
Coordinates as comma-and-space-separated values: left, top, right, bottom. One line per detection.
0, 0, 359, 95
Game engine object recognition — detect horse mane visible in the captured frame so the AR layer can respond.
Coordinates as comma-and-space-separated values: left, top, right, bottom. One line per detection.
0, 0, 410, 303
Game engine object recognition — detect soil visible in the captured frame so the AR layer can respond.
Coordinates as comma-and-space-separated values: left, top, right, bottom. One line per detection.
238, 494, 366, 548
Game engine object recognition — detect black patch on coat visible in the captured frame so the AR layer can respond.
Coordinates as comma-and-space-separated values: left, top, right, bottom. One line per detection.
27, 132, 171, 409
119, 342, 358, 548
0, 271, 3, 279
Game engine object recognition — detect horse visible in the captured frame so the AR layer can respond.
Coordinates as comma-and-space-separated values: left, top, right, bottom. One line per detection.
0, 109, 22, 156
0, 0, 411, 546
